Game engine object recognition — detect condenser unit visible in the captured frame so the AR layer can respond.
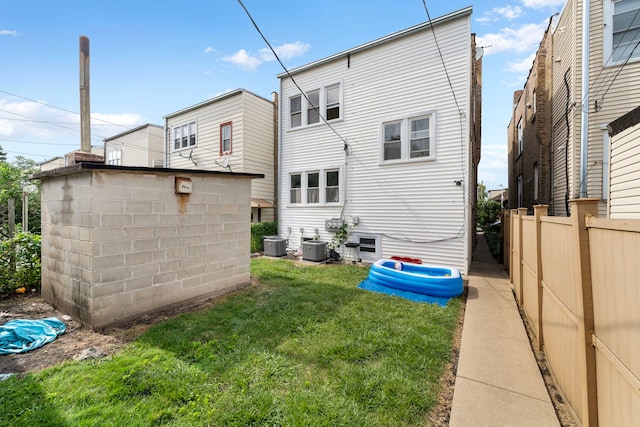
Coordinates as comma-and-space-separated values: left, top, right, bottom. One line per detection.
302, 241, 328, 262
264, 237, 287, 257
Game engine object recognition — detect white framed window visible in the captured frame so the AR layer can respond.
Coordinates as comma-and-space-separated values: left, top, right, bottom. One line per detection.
220, 122, 232, 155
325, 170, 340, 203
173, 121, 197, 151
307, 90, 320, 125
290, 173, 302, 204
518, 175, 523, 207
604, 0, 640, 65
288, 83, 342, 129
307, 172, 320, 204
107, 149, 122, 166
288, 168, 341, 205
517, 118, 523, 154
290, 95, 302, 128
381, 113, 435, 163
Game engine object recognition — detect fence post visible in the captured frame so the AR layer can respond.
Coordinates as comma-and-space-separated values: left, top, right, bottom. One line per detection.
509, 209, 517, 288
533, 204, 548, 351
569, 198, 599, 427
8, 198, 15, 238
502, 210, 510, 272
516, 207, 527, 305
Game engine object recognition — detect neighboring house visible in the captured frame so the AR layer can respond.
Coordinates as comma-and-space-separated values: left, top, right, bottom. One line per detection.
39, 146, 104, 171
553, 0, 640, 216
103, 123, 164, 168
39, 156, 65, 171
277, 6, 481, 274
508, 19, 554, 212
163, 89, 277, 222
607, 105, 640, 218
489, 188, 509, 209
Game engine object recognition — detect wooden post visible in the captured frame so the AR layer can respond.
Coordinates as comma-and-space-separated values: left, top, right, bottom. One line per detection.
509, 209, 517, 287
516, 207, 527, 305
569, 198, 599, 427
8, 198, 15, 238
502, 210, 511, 272
22, 191, 28, 232
533, 204, 548, 350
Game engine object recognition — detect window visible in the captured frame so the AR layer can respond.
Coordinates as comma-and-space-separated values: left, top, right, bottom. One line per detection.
517, 175, 523, 207
307, 172, 319, 203
604, 0, 640, 64
325, 84, 340, 120
410, 117, 430, 158
381, 114, 434, 163
288, 83, 341, 129
326, 170, 339, 203
220, 122, 232, 155
517, 118, 523, 154
290, 96, 302, 128
532, 90, 537, 115
307, 90, 320, 125
290, 174, 301, 203
288, 169, 340, 205
173, 121, 196, 151
107, 149, 121, 166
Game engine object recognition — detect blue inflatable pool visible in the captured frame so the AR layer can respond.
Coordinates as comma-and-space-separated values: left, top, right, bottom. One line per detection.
365, 259, 463, 298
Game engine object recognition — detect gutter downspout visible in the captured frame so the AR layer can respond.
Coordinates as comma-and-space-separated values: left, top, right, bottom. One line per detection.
579, 0, 590, 198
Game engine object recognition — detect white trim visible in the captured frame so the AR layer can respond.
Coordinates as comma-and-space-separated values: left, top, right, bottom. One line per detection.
172, 120, 198, 152
287, 82, 344, 131
287, 166, 343, 207
379, 111, 437, 164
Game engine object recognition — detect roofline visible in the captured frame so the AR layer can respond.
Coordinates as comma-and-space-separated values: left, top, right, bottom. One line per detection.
104, 123, 163, 142
277, 6, 472, 78
163, 88, 274, 119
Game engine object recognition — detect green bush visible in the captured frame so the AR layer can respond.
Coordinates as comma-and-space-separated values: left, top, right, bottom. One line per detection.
250, 221, 278, 253
0, 231, 41, 295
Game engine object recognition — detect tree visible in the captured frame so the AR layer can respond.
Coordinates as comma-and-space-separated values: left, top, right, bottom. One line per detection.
0, 159, 41, 234
477, 199, 501, 232
0, 144, 6, 162
477, 181, 488, 202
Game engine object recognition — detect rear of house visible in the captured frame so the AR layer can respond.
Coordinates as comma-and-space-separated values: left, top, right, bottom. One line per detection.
104, 123, 164, 168
277, 7, 479, 273
164, 89, 277, 222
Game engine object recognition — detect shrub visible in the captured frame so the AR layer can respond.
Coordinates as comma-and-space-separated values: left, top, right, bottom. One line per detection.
0, 231, 41, 295
250, 221, 278, 253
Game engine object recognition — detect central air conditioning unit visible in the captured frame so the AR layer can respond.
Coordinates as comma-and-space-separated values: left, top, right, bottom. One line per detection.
302, 241, 328, 262
264, 237, 287, 257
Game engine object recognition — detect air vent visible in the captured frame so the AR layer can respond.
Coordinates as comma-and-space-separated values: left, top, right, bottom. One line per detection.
302, 241, 328, 262
264, 237, 287, 257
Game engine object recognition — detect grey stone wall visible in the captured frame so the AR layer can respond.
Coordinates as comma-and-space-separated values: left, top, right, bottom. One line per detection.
35, 164, 261, 329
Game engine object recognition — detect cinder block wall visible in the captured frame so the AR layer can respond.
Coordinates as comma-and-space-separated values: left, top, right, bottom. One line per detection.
35, 164, 260, 329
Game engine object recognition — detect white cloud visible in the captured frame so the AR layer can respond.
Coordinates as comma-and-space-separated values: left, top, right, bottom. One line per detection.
478, 143, 508, 189
475, 5, 522, 24
222, 49, 262, 71
223, 41, 310, 70
203, 46, 215, 54
507, 52, 536, 73
477, 21, 547, 55
521, 0, 566, 10
0, 29, 18, 37
259, 41, 310, 61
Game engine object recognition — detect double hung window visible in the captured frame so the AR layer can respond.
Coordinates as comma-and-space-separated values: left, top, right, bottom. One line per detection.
289, 169, 340, 205
220, 122, 232, 155
289, 83, 342, 128
173, 121, 197, 151
381, 113, 434, 163
605, 0, 640, 64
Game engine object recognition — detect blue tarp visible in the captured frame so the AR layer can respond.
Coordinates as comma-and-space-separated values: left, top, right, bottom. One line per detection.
0, 317, 66, 355
358, 279, 452, 307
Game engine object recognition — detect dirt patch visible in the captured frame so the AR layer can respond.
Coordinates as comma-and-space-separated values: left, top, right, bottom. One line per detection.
0, 292, 222, 374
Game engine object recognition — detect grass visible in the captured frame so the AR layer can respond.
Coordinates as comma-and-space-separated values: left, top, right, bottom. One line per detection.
0, 258, 462, 426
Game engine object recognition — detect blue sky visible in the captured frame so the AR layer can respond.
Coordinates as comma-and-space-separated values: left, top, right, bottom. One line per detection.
1, 0, 565, 191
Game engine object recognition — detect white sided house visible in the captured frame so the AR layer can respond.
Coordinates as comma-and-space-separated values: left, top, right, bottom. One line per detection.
277, 7, 481, 274
104, 123, 164, 168
164, 89, 277, 222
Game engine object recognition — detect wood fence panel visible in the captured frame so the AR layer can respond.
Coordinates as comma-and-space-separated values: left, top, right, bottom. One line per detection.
511, 210, 521, 298
588, 218, 640, 427
522, 217, 540, 339
540, 217, 586, 423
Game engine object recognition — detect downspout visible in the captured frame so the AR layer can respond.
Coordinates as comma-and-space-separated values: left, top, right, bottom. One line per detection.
564, 69, 572, 216
272, 91, 279, 222
579, 0, 590, 198
278, 79, 283, 235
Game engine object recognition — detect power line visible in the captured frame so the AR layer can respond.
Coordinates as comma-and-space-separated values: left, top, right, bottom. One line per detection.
0, 138, 77, 146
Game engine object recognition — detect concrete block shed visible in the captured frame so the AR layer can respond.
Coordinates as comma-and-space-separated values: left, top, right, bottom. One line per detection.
33, 163, 263, 330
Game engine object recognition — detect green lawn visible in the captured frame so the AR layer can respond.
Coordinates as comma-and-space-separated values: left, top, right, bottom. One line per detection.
0, 258, 462, 426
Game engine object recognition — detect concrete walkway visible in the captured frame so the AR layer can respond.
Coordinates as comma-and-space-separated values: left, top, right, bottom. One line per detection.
449, 234, 560, 426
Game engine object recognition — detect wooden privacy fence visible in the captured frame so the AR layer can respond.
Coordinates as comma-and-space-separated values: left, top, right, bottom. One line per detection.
509, 199, 640, 427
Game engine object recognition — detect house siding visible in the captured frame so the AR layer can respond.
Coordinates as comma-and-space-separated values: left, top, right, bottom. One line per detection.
104, 124, 164, 168
279, 10, 473, 273
608, 106, 640, 218
165, 90, 276, 222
